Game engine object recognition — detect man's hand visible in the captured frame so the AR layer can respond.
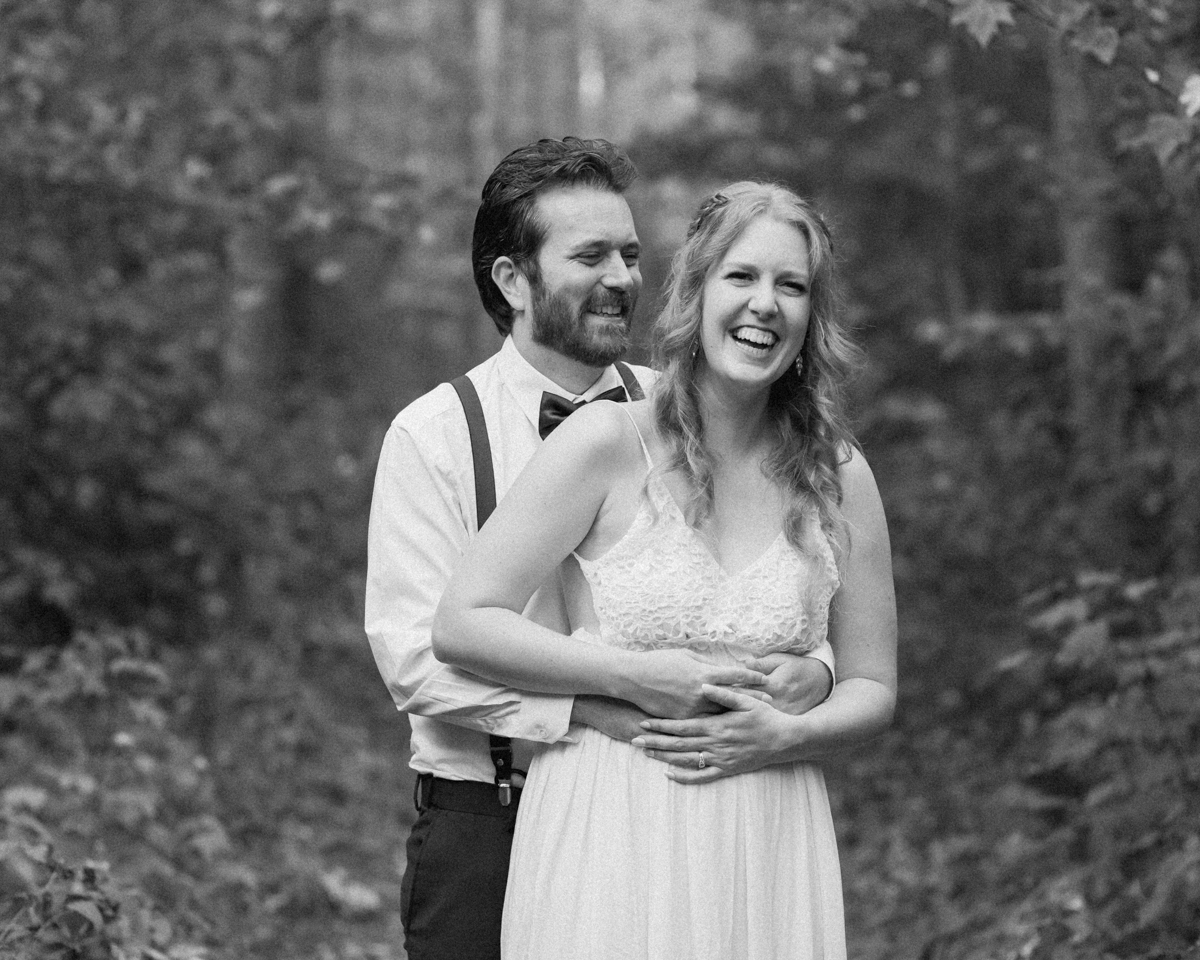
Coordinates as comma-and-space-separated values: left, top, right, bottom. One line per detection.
743, 653, 832, 716
620, 648, 767, 719
570, 695, 653, 742
632, 685, 803, 783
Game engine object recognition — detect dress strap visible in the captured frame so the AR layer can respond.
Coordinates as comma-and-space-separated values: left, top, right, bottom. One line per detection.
614, 402, 654, 469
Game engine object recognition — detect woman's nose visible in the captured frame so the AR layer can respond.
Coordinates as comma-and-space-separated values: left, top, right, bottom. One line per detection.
749, 282, 777, 317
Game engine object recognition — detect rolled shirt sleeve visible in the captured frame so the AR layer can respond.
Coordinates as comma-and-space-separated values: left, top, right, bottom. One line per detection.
365, 409, 575, 751
804, 639, 836, 701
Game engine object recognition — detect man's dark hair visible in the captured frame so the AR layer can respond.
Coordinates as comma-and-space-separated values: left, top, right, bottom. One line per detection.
471, 136, 637, 335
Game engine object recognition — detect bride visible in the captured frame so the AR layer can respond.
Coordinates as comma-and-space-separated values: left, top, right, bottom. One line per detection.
433, 181, 897, 959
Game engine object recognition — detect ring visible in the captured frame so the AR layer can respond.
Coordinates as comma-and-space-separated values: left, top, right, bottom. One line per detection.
697, 754, 707, 769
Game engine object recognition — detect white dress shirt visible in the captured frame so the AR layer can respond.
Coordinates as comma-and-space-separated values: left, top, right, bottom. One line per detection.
365, 336, 834, 783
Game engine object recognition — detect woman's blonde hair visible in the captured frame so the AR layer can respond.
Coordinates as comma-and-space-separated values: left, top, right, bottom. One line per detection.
650, 181, 862, 553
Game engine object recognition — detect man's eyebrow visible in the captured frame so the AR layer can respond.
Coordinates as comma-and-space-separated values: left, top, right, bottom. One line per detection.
568, 238, 641, 254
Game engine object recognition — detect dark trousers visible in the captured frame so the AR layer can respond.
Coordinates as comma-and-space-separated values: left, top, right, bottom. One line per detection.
401, 776, 521, 960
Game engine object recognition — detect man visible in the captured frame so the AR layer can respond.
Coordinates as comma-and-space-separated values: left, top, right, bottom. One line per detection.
365, 137, 835, 960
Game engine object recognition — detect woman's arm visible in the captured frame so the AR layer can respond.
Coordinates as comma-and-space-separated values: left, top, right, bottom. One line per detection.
431, 402, 766, 720
633, 447, 898, 779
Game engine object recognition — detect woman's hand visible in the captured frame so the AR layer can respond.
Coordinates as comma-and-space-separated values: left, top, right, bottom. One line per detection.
622, 650, 767, 720
631, 684, 803, 783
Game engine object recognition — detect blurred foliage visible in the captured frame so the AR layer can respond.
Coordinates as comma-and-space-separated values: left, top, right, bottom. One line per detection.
1, 0, 1199, 957
0, 623, 410, 959
835, 570, 1200, 960
1, 3, 412, 953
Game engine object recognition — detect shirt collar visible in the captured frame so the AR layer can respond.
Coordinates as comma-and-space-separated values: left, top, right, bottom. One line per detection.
497, 336, 627, 435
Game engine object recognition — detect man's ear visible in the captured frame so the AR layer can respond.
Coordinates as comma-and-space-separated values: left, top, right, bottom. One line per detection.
492, 257, 530, 315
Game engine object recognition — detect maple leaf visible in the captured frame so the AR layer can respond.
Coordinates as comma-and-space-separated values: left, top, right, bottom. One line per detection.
1180, 74, 1200, 119
949, 0, 1015, 47
1071, 21, 1119, 65
1137, 113, 1194, 166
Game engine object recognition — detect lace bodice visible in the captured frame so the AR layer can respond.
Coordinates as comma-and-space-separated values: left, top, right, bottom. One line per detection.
574, 466, 840, 658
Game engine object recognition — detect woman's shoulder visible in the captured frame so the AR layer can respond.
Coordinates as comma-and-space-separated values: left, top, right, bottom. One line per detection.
835, 444, 886, 523
543, 397, 652, 470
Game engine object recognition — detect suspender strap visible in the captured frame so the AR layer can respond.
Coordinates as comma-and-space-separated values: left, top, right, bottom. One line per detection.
450, 375, 497, 526
449, 364, 644, 806
450, 374, 516, 806
614, 361, 645, 401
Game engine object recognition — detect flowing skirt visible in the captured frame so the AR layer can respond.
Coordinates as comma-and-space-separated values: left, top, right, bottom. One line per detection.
501, 727, 846, 960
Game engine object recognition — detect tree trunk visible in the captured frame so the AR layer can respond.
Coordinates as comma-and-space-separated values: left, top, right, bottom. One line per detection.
1044, 31, 1123, 555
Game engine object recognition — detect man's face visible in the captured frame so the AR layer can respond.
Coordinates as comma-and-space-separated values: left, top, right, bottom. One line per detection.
525, 187, 642, 367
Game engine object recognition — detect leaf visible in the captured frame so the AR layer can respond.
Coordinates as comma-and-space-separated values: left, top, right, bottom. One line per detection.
1136, 113, 1194, 166
65, 899, 104, 931
1027, 597, 1089, 635
949, 0, 1015, 47
1, 787, 49, 813
319, 867, 381, 917
1071, 21, 1119, 65
1055, 619, 1110, 670
1181, 74, 1200, 119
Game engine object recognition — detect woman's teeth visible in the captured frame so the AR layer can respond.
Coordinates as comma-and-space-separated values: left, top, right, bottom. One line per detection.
731, 327, 777, 350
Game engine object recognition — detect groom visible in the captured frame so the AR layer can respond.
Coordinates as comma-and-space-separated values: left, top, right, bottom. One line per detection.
365, 137, 835, 960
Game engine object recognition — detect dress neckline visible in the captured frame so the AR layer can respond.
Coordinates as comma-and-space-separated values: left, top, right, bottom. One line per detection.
646, 471, 786, 581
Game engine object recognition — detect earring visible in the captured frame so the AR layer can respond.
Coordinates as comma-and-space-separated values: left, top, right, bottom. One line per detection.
794, 353, 804, 377
691, 340, 700, 364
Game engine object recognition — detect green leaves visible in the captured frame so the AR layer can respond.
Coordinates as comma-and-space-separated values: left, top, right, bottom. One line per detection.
1130, 113, 1195, 166
1069, 19, 1119, 65
948, 0, 1014, 47
1180, 74, 1200, 119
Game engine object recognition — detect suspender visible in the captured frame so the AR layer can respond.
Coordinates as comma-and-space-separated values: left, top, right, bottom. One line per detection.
448, 361, 643, 806
449, 374, 514, 805
614, 360, 645, 401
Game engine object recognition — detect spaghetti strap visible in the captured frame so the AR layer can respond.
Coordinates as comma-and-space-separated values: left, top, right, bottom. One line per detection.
615, 402, 654, 469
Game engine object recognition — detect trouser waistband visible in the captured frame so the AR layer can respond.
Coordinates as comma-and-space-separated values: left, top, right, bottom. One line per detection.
414, 774, 522, 817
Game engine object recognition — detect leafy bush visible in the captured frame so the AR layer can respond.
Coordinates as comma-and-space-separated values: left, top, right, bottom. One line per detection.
835, 570, 1200, 960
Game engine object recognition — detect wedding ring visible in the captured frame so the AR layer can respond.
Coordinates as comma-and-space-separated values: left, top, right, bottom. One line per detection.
697, 754, 707, 769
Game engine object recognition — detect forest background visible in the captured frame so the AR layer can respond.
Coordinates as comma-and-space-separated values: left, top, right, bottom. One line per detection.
2, 0, 1200, 957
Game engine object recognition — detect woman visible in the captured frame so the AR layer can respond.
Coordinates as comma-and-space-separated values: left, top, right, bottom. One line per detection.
433, 182, 897, 959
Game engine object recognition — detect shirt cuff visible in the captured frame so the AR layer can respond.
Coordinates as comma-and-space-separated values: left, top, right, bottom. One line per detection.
804, 642, 836, 703
491, 691, 575, 744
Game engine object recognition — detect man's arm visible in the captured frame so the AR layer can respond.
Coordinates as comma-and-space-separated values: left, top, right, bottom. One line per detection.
365, 414, 574, 743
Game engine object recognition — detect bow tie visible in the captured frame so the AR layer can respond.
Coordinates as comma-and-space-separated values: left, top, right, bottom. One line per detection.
538, 386, 628, 439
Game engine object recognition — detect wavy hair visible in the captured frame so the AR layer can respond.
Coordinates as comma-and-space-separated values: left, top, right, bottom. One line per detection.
651, 181, 863, 555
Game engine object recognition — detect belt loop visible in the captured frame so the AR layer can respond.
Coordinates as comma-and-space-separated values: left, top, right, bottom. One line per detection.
414, 773, 431, 812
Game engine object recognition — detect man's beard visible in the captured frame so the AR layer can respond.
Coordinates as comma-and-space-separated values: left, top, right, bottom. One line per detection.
529, 282, 635, 368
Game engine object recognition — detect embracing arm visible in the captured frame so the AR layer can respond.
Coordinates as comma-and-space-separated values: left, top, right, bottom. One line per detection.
432, 403, 766, 720
635, 447, 897, 780
364, 412, 574, 742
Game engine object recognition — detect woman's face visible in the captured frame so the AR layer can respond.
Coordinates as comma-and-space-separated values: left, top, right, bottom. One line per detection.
697, 215, 811, 395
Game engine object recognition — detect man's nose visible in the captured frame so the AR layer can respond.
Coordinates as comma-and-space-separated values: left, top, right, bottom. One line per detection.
602, 254, 638, 291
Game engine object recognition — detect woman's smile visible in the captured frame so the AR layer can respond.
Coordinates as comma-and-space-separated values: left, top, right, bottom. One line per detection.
698, 214, 812, 387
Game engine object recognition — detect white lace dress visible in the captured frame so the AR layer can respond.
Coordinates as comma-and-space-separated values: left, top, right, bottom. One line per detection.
500, 448, 847, 960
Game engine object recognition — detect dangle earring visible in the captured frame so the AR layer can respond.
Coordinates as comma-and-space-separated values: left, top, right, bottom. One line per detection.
794, 352, 804, 378
691, 340, 700, 365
